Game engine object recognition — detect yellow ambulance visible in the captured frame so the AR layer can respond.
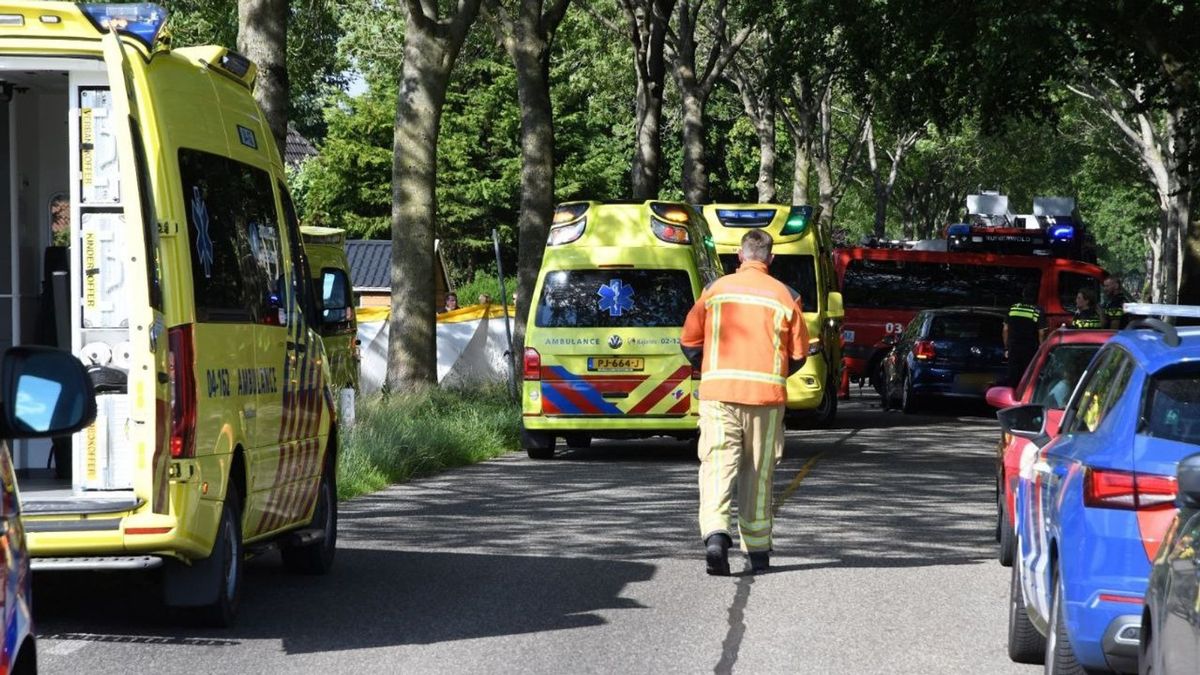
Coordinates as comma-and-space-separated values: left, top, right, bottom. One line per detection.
0, 3, 337, 625
521, 201, 722, 458
300, 225, 359, 392
702, 204, 844, 426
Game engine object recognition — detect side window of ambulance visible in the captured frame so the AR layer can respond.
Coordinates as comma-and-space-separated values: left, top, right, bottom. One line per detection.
278, 184, 316, 322
179, 149, 283, 323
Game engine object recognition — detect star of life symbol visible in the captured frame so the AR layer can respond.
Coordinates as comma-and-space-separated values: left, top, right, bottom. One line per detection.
191, 186, 214, 279
597, 279, 634, 317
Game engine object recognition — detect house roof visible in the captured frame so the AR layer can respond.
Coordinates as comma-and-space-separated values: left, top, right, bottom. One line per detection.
285, 125, 318, 167
345, 240, 391, 291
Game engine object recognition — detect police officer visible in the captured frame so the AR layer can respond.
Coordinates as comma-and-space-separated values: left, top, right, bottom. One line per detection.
680, 229, 809, 576
1003, 285, 1045, 387
1101, 276, 1130, 329
1072, 287, 1104, 328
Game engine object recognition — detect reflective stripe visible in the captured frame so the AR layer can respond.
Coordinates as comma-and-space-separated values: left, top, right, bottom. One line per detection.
1072, 318, 1103, 328
710, 302, 722, 371
1008, 303, 1041, 320
771, 308, 784, 376
707, 293, 794, 320
702, 369, 788, 386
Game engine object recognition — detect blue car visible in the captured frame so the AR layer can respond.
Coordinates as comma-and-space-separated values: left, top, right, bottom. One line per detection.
881, 307, 1007, 413
1000, 316, 1200, 673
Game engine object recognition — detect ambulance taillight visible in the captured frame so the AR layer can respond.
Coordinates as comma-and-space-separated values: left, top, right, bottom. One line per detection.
167, 326, 197, 458
523, 348, 541, 381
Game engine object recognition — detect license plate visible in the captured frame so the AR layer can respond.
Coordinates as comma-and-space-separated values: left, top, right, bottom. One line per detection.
955, 373, 993, 388
588, 357, 644, 372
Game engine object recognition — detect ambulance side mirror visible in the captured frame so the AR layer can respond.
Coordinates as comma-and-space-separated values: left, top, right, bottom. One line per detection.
319, 269, 353, 326
826, 292, 844, 320
1, 347, 96, 439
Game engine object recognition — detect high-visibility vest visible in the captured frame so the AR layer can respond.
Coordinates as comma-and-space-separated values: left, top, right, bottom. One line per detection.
1008, 303, 1042, 322
680, 261, 809, 406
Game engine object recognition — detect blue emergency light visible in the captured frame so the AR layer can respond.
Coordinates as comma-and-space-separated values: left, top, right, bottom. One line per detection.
1049, 224, 1075, 240
947, 223, 971, 237
81, 3, 168, 48
715, 209, 776, 228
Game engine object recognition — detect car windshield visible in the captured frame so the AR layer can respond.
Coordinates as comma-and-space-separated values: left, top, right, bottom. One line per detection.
535, 269, 695, 328
719, 253, 817, 312
842, 259, 1042, 310
1028, 344, 1100, 408
927, 314, 1004, 341
1142, 365, 1200, 446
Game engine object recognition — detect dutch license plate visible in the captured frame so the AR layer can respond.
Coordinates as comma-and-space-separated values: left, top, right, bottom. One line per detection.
588, 357, 645, 372
955, 373, 993, 389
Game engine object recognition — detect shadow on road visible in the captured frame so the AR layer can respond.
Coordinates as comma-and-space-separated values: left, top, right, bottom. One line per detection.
35, 547, 654, 654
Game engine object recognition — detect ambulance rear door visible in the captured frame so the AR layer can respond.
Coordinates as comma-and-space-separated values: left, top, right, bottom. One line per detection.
98, 30, 169, 512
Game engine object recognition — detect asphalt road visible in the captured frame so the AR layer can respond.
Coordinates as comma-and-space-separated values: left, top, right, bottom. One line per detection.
35, 393, 1039, 674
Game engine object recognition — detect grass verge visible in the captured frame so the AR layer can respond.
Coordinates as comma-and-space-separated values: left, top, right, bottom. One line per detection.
337, 384, 520, 500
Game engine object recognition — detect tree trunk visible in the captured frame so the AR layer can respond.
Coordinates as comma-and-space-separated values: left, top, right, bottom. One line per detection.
755, 101, 776, 203
622, 0, 671, 200
237, 0, 289, 158
387, 1, 482, 391
678, 86, 708, 203
489, 0, 566, 359
790, 130, 809, 205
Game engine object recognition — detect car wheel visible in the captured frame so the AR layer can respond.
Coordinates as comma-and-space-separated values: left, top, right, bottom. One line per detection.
901, 373, 919, 414
813, 372, 838, 427
1138, 610, 1154, 675
201, 489, 243, 627
522, 428, 556, 460
1046, 566, 1091, 674
281, 456, 338, 575
999, 502, 1015, 567
1008, 562, 1046, 664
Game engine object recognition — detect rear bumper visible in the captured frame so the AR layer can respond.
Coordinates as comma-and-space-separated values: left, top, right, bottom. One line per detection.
911, 366, 1004, 398
522, 415, 698, 434
1100, 614, 1141, 673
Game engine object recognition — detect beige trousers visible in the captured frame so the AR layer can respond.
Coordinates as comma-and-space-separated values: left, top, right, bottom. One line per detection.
697, 399, 784, 552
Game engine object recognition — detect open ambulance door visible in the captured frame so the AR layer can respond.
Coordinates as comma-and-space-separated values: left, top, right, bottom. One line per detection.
99, 31, 171, 516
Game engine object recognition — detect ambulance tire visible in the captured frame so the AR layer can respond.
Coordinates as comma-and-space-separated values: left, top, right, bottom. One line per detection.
282, 460, 337, 575
164, 488, 243, 627
523, 427, 556, 459
812, 374, 838, 428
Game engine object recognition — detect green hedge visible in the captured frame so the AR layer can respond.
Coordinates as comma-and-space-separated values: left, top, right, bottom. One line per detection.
337, 385, 520, 500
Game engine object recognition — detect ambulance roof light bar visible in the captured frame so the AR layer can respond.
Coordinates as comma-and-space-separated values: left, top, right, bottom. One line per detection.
81, 3, 169, 49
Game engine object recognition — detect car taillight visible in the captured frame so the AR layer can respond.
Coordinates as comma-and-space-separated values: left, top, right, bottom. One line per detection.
523, 348, 541, 380
914, 340, 936, 360
1084, 468, 1176, 510
168, 325, 197, 459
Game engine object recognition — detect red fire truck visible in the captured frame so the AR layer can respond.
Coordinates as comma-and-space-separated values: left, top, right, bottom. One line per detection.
836, 246, 1107, 396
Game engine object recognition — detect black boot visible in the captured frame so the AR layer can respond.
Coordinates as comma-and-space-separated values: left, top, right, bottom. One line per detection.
748, 551, 770, 574
705, 534, 732, 576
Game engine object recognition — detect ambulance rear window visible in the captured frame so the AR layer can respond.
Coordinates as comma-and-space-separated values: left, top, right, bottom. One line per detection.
535, 269, 695, 328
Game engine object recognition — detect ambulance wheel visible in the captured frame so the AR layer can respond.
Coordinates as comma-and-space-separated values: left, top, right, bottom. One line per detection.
191, 489, 243, 627
565, 434, 592, 449
523, 428, 556, 459
813, 374, 838, 427
282, 459, 337, 575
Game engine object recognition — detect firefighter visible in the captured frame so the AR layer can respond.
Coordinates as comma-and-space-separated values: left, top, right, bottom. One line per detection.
1003, 285, 1046, 388
1072, 287, 1104, 328
1101, 276, 1130, 329
680, 229, 810, 576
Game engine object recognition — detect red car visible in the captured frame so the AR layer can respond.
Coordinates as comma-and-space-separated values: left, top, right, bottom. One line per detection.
985, 328, 1114, 566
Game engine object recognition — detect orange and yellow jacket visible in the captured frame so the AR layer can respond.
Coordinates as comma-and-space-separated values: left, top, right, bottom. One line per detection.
680, 260, 810, 406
